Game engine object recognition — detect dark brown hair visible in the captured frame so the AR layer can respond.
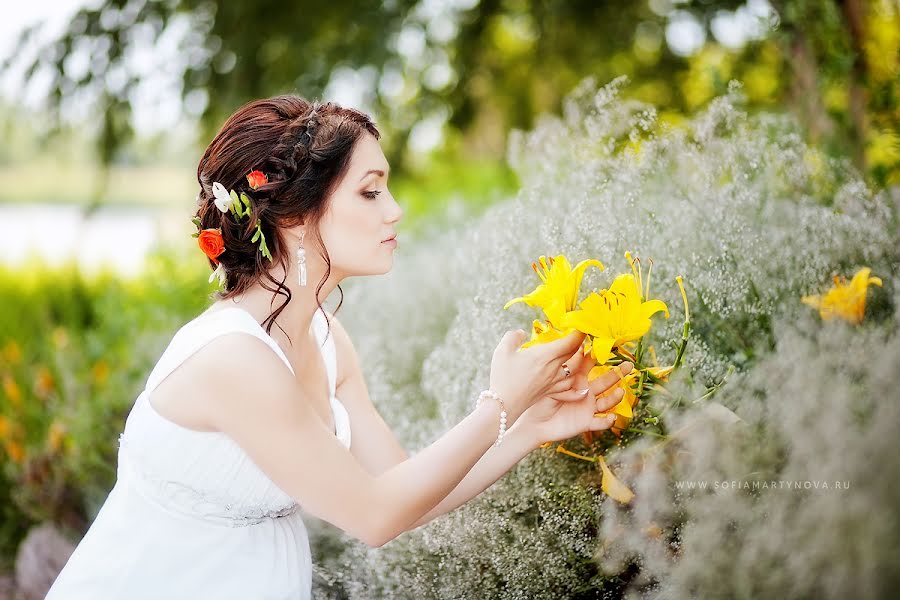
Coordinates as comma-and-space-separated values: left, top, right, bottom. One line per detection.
194, 95, 380, 342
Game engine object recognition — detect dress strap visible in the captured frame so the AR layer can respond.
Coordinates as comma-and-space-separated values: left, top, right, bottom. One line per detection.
311, 308, 336, 396
312, 309, 352, 448
143, 308, 295, 395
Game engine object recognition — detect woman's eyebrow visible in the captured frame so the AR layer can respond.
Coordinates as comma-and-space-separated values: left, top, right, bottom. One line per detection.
359, 168, 389, 182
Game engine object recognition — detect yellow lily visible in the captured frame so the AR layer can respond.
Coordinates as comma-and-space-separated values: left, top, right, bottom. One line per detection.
801, 267, 883, 325
504, 255, 605, 331
587, 362, 673, 437
561, 273, 670, 364
521, 318, 571, 349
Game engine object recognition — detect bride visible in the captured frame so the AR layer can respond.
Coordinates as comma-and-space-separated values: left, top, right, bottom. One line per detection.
45, 95, 630, 599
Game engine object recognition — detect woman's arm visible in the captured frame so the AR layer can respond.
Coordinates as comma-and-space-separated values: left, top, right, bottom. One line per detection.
403, 419, 539, 531
207, 334, 520, 548
328, 312, 408, 475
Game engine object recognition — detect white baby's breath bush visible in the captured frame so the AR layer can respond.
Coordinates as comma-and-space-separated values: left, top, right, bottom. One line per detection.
597, 286, 900, 599
308, 77, 899, 599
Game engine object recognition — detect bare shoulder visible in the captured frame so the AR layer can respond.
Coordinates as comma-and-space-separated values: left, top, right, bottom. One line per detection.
201, 333, 303, 421
146, 331, 300, 432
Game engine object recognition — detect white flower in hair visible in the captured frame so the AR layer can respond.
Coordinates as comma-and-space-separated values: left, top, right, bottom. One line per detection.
212, 182, 233, 213
208, 262, 226, 286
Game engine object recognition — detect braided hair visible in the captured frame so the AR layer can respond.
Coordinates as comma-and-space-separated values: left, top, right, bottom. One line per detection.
194, 96, 380, 340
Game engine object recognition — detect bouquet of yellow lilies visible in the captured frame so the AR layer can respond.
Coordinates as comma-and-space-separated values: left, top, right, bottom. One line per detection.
504, 251, 691, 503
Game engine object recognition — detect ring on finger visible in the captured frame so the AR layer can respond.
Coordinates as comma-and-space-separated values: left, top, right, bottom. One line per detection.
561, 364, 572, 378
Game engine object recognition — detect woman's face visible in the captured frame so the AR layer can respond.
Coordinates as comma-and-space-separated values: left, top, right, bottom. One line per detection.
316, 133, 403, 278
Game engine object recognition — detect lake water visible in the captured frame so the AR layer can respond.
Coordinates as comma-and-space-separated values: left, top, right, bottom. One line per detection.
1, 204, 186, 276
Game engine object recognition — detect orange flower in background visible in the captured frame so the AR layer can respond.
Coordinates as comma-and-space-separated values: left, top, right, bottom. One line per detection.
3, 375, 22, 406
34, 366, 55, 401
246, 170, 268, 190
197, 228, 226, 263
3, 440, 24, 464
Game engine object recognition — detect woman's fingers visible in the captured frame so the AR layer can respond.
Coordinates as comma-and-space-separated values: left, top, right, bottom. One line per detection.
591, 361, 633, 396
590, 413, 618, 432
539, 329, 588, 362
548, 376, 576, 395
549, 387, 593, 402
548, 352, 592, 397
595, 387, 625, 412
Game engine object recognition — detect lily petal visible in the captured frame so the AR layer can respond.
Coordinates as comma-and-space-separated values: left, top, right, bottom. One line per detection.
597, 455, 634, 504
640, 298, 669, 320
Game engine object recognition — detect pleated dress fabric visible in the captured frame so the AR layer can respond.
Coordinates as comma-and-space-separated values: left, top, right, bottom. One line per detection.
45, 306, 351, 599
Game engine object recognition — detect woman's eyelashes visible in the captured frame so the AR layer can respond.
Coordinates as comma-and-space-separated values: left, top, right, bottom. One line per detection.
362, 190, 382, 200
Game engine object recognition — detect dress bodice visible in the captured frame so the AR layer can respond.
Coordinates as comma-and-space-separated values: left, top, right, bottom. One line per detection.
116, 305, 351, 528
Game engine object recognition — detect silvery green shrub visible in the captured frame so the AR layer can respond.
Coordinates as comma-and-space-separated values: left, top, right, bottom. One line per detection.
308, 77, 899, 599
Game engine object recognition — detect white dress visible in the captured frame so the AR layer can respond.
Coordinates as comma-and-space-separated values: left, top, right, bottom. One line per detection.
45, 306, 351, 599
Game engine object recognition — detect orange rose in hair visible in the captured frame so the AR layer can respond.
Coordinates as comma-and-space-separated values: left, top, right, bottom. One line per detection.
198, 228, 225, 263
246, 170, 267, 190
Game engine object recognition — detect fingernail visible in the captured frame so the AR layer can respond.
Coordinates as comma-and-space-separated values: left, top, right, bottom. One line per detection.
623, 362, 633, 373
578, 388, 590, 395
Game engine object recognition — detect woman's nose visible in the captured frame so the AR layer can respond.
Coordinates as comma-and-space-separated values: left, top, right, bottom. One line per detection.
386, 195, 403, 223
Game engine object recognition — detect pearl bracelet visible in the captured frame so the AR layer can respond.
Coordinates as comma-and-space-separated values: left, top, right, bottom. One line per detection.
475, 389, 508, 447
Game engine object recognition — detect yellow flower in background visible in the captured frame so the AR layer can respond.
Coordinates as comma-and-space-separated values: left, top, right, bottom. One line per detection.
47, 421, 68, 453
92, 360, 110, 386
504, 255, 605, 332
2, 375, 22, 407
561, 273, 669, 363
0, 415, 9, 438
801, 267, 883, 325
2, 340, 22, 365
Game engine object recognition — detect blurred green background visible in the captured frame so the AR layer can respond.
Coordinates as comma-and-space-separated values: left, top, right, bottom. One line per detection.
0, 0, 897, 588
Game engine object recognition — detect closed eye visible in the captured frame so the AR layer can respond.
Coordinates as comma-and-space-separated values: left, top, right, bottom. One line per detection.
362, 190, 382, 200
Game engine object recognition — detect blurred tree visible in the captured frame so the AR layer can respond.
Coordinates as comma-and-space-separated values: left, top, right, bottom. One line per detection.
0, 0, 731, 170
2, 0, 896, 186
679, 0, 898, 184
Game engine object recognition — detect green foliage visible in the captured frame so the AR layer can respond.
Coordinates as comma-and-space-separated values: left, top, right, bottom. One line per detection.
0, 249, 213, 551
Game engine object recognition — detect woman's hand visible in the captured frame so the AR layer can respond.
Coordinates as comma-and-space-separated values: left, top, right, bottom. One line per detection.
515, 344, 634, 445
488, 329, 588, 425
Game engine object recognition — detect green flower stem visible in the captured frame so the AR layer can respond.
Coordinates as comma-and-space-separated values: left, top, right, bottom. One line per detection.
623, 427, 667, 439
636, 369, 647, 397
693, 365, 735, 403
672, 320, 691, 370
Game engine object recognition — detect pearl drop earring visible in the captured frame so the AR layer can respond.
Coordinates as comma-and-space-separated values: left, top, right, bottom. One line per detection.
296, 231, 307, 287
